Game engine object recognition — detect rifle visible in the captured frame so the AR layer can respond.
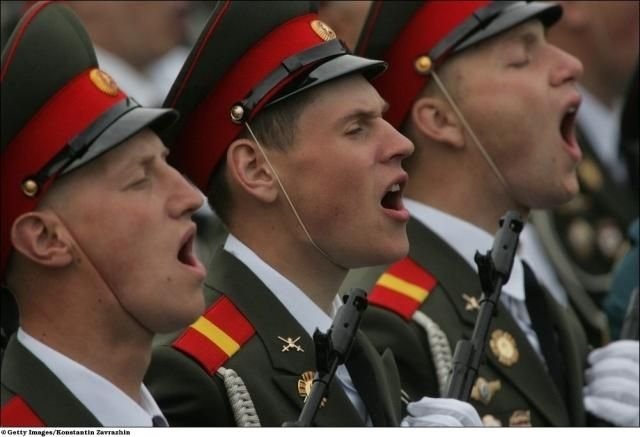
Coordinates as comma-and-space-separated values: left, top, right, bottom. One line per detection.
283, 288, 368, 426
445, 211, 524, 401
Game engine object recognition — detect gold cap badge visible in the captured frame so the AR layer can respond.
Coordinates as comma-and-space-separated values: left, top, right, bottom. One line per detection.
297, 371, 327, 407
89, 68, 119, 96
310, 20, 336, 41
490, 329, 519, 366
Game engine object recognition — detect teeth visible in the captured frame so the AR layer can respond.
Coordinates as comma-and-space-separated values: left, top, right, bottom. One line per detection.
567, 106, 577, 114
389, 183, 400, 193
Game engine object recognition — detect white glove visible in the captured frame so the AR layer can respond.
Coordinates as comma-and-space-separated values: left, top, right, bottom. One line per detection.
400, 396, 483, 427
583, 340, 640, 426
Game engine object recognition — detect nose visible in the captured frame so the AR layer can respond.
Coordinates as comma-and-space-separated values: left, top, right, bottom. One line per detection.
382, 121, 415, 163
549, 45, 584, 87
165, 164, 204, 219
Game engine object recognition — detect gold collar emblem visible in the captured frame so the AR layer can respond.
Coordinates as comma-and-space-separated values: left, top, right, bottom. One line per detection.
297, 371, 326, 407
278, 336, 304, 352
462, 293, 481, 311
490, 329, 519, 366
471, 376, 501, 405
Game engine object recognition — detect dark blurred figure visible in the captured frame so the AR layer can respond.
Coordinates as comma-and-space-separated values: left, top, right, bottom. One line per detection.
65, 1, 191, 105
604, 219, 639, 340
318, 0, 372, 51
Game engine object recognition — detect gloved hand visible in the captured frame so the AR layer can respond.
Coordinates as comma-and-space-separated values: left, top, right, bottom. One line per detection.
400, 396, 483, 427
583, 340, 639, 426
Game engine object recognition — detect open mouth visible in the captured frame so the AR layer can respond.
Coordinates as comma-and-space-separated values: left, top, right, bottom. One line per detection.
559, 102, 582, 162
380, 178, 410, 222
178, 228, 206, 279
381, 183, 403, 210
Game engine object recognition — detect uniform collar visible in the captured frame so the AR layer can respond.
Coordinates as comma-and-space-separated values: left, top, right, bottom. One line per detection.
224, 233, 332, 337
404, 198, 526, 301
17, 328, 165, 426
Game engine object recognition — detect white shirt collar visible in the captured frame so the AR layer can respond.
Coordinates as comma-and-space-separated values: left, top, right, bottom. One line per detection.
404, 198, 526, 301
17, 328, 165, 426
576, 85, 627, 183
223, 233, 332, 336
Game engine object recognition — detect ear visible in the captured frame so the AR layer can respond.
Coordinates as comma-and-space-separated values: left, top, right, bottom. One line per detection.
226, 138, 279, 203
410, 96, 465, 149
10, 211, 74, 267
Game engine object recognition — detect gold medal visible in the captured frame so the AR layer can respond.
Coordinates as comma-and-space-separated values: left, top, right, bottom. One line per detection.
297, 371, 326, 407
577, 158, 603, 192
490, 329, 519, 366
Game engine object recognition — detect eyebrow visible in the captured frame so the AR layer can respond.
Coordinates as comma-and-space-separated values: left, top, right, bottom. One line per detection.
509, 22, 543, 49
334, 99, 390, 127
118, 145, 168, 177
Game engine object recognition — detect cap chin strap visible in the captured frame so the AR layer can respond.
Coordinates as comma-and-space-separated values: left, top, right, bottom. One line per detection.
55, 212, 152, 335
243, 121, 347, 271
429, 69, 510, 193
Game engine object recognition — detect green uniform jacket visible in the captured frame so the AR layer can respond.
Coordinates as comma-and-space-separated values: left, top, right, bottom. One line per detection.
343, 218, 589, 427
531, 129, 638, 346
145, 247, 402, 427
1, 336, 101, 426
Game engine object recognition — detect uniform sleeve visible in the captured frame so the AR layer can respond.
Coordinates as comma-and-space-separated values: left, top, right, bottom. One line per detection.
145, 345, 235, 426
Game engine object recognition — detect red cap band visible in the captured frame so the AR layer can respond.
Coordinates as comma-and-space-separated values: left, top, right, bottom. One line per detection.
170, 13, 330, 191
369, 0, 489, 128
0, 68, 126, 275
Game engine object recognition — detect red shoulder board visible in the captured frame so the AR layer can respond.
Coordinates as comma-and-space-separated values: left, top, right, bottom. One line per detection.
172, 296, 255, 374
369, 257, 437, 320
1, 395, 45, 426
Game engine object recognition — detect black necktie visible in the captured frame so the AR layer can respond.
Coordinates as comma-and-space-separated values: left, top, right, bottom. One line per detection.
152, 415, 168, 427
522, 261, 568, 403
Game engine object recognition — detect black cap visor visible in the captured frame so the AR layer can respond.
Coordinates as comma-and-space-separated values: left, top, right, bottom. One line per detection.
452, 1, 562, 56
59, 104, 178, 176
266, 53, 387, 108
429, 1, 562, 64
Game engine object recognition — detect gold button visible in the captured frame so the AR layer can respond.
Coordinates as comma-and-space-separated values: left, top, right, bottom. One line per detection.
22, 179, 39, 197
415, 56, 432, 74
230, 104, 245, 123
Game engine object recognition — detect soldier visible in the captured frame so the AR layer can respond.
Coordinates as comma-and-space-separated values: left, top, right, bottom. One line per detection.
529, 1, 639, 344
145, 0, 482, 427
342, 0, 639, 427
0, 1, 205, 426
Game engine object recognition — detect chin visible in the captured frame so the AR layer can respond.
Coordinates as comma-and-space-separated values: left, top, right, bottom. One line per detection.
361, 240, 410, 268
